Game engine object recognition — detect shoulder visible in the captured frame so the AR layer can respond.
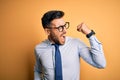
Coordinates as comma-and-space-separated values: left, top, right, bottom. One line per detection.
35, 40, 48, 48
65, 36, 87, 47
35, 39, 51, 52
66, 36, 83, 44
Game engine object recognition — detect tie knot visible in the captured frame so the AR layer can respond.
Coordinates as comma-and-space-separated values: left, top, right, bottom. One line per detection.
53, 44, 59, 48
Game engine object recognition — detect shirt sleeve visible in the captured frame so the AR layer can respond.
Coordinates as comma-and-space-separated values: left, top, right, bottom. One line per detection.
78, 35, 106, 68
34, 49, 42, 80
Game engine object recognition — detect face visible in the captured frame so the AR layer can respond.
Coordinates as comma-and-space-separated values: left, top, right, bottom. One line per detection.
47, 18, 67, 45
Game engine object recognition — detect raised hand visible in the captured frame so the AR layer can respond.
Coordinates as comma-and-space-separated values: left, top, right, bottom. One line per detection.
77, 23, 91, 35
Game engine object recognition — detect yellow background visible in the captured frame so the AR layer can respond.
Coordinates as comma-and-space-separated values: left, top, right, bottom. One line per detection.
0, 0, 120, 80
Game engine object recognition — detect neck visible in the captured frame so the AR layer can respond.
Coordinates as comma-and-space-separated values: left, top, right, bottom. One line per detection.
48, 36, 55, 44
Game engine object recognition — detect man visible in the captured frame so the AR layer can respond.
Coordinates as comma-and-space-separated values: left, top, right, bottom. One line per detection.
34, 10, 106, 80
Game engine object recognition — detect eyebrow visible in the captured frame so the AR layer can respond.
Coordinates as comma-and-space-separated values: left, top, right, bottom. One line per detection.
50, 22, 66, 28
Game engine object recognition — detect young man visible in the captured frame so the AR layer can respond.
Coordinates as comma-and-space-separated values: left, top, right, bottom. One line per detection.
34, 10, 106, 80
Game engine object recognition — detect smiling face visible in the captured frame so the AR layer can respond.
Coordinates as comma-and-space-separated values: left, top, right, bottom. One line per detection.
47, 18, 67, 45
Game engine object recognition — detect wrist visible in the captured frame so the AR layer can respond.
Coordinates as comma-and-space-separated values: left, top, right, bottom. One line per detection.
85, 30, 91, 35
86, 30, 95, 38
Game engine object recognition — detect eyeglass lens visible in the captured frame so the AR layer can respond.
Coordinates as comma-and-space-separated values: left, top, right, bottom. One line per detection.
58, 22, 69, 32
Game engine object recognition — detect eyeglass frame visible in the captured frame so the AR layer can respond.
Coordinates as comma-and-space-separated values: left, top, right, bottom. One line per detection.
47, 22, 70, 32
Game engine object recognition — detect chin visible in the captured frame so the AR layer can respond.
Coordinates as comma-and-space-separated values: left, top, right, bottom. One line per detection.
60, 41, 65, 45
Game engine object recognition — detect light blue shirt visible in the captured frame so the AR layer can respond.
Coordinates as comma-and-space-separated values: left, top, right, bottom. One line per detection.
34, 36, 106, 80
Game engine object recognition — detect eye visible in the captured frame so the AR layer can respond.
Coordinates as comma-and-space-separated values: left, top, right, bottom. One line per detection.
58, 26, 63, 29
59, 25, 64, 28
57, 26, 64, 32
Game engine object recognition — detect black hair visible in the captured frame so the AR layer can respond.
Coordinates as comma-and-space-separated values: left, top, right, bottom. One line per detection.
41, 10, 64, 28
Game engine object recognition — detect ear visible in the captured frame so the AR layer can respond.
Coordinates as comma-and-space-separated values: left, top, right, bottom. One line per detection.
44, 28, 50, 35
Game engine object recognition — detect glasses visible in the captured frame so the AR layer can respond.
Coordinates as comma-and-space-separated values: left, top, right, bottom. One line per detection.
48, 22, 69, 32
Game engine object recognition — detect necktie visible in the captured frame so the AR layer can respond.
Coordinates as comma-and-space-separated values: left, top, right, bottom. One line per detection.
54, 44, 63, 80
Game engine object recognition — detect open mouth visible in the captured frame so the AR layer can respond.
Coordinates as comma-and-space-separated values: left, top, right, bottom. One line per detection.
60, 35, 66, 42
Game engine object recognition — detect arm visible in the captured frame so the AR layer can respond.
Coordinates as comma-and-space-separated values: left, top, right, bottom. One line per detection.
34, 49, 43, 80
77, 23, 106, 68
